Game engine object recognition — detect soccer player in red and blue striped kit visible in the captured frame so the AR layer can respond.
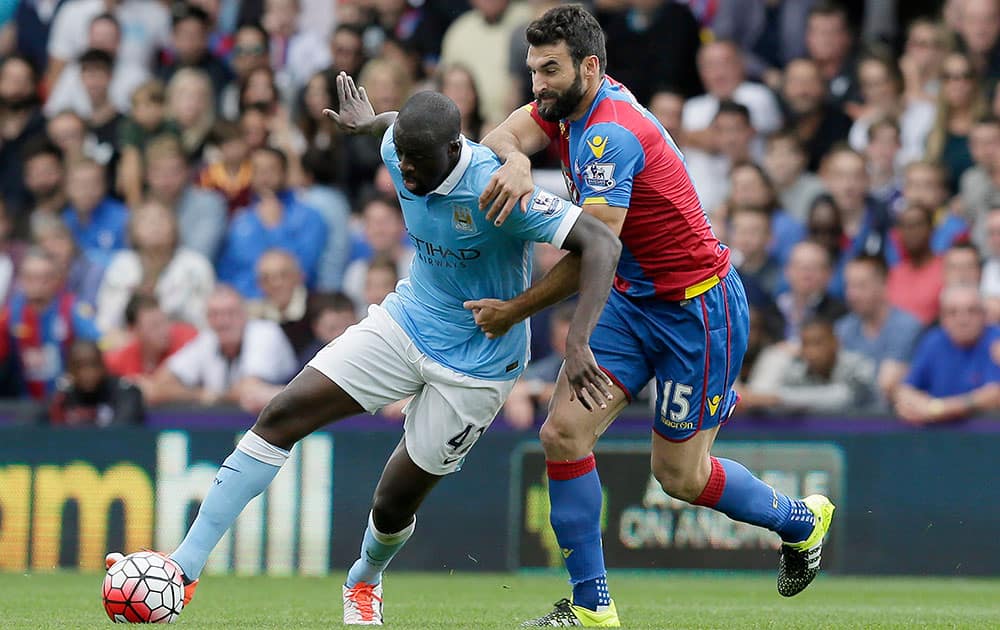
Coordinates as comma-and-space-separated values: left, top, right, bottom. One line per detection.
470, 5, 836, 626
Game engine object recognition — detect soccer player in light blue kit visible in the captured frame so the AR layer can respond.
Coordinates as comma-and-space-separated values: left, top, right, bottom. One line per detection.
105, 74, 622, 625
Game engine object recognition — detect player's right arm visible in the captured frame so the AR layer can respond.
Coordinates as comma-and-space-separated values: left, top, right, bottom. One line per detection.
323, 72, 398, 137
479, 105, 553, 224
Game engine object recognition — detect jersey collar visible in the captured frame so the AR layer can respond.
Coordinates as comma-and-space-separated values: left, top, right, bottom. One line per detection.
430, 135, 472, 196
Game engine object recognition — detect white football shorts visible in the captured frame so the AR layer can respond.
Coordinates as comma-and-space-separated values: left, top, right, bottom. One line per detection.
307, 304, 517, 475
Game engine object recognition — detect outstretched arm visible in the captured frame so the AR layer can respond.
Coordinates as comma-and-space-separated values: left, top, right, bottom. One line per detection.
322, 71, 398, 137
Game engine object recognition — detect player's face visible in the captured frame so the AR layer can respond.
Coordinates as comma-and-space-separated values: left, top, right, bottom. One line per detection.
527, 43, 586, 122
394, 134, 459, 195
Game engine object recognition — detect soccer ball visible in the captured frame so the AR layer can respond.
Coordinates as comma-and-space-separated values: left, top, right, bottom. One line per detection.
102, 551, 185, 623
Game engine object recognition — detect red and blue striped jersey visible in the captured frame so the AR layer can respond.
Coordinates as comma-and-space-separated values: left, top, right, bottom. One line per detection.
526, 76, 730, 301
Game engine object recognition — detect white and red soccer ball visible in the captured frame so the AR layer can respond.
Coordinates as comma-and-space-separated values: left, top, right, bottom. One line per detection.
102, 551, 185, 623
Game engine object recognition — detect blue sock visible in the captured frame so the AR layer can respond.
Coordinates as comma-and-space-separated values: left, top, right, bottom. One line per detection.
547, 454, 610, 611
345, 512, 416, 587
170, 432, 288, 580
694, 457, 815, 544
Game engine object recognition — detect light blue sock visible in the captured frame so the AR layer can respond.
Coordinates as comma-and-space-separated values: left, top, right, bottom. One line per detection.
170, 431, 288, 580
345, 512, 416, 587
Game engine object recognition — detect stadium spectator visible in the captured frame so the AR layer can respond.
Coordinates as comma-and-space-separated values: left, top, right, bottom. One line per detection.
261, 0, 330, 98
943, 241, 983, 288
10, 0, 62, 72
925, 51, 986, 192
216, 146, 327, 298
198, 120, 253, 214
777, 240, 847, 340
116, 79, 179, 207
899, 18, 947, 105
436, 64, 485, 142
959, 116, 1000, 249
780, 57, 853, 171
740, 316, 877, 414
143, 284, 297, 412
165, 67, 216, 163
864, 118, 903, 207
506, 0, 562, 111
77, 49, 124, 161
219, 23, 269, 120
887, 205, 945, 326
502, 301, 573, 429
360, 254, 400, 317
804, 194, 847, 296
647, 87, 685, 140
326, 23, 366, 79
298, 148, 351, 293
239, 104, 270, 152
44, 13, 149, 119
0, 201, 21, 306
32, 214, 105, 310
95, 199, 215, 334
955, 0, 1000, 78
726, 162, 804, 265
900, 160, 969, 253
440, 0, 531, 126
681, 40, 783, 150
0, 247, 100, 400
981, 209, 1000, 318
61, 158, 128, 262
687, 101, 755, 215
144, 135, 228, 261
0, 55, 45, 216
342, 194, 412, 309
157, 2, 232, 98
295, 291, 357, 368
43, 0, 169, 97
730, 206, 782, 298
805, 1, 856, 107
836, 255, 924, 407
847, 55, 935, 171
48, 339, 145, 426
763, 130, 825, 224
820, 147, 894, 263
18, 139, 66, 237
239, 65, 281, 114
103, 293, 198, 379
710, 0, 812, 86
246, 249, 312, 355
895, 284, 1000, 424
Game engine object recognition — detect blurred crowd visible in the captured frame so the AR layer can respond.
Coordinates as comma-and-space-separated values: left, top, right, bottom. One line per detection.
1, 0, 999, 428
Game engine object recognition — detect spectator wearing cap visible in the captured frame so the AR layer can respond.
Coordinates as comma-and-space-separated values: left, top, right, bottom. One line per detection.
216, 147, 327, 298
104, 293, 198, 379
895, 284, 1000, 424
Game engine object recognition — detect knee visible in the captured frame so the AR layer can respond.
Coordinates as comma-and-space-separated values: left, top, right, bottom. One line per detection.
252, 393, 300, 448
652, 458, 708, 503
371, 494, 413, 534
539, 413, 592, 460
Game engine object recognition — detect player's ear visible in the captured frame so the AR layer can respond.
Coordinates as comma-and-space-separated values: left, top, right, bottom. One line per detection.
584, 55, 600, 80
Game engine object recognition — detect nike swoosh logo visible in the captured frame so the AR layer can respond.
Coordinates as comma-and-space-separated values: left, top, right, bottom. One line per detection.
220, 464, 241, 473
442, 456, 463, 465
400, 192, 415, 200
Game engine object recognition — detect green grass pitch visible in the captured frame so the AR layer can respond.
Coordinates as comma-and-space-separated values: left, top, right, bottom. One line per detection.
2, 571, 999, 628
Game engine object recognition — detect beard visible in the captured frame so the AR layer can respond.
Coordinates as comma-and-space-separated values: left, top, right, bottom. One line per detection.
0, 94, 40, 112
535, 69, 585, 122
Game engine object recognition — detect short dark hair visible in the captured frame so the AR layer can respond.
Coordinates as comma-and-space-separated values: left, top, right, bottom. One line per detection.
868, 116, 900, 142
801, 313, 836, 335
766, 128, 805, 153
526, 4, 606, 74
209, 120, 244, 145
947, 241, 982, 266
847, 253, 889, 279
307, 291, 356, 323
396, 90, 461, 149
124, 293, 161, 327
79, 48, 113, 71
172, 2, 211, 28
808, 0, 849, 27
254, 146, 288, 172
362, 192, 403, 217
21, 136, 63, 164
715, 100, 751, 125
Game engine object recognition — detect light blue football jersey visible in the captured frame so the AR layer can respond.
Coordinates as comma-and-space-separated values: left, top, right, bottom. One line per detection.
379, 125, 582, 380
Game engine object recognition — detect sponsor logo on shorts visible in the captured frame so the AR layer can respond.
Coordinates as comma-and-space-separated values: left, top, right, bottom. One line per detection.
583, 162, 615, 192
707, 394, 722, 416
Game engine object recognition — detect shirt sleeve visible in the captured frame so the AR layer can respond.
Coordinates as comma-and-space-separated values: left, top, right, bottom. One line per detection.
242, 321, 297, 384
167, 336, 206, 387
497, 187, 582, 249
903, 330, 937, 390
524, 102, 561, 142
575, 122, 645, 208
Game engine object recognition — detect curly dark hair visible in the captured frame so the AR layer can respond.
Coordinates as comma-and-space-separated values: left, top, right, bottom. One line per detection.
526, 4, 606, 74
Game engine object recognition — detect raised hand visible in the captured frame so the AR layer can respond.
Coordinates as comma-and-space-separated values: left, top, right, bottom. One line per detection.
322, 71, 376, 134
